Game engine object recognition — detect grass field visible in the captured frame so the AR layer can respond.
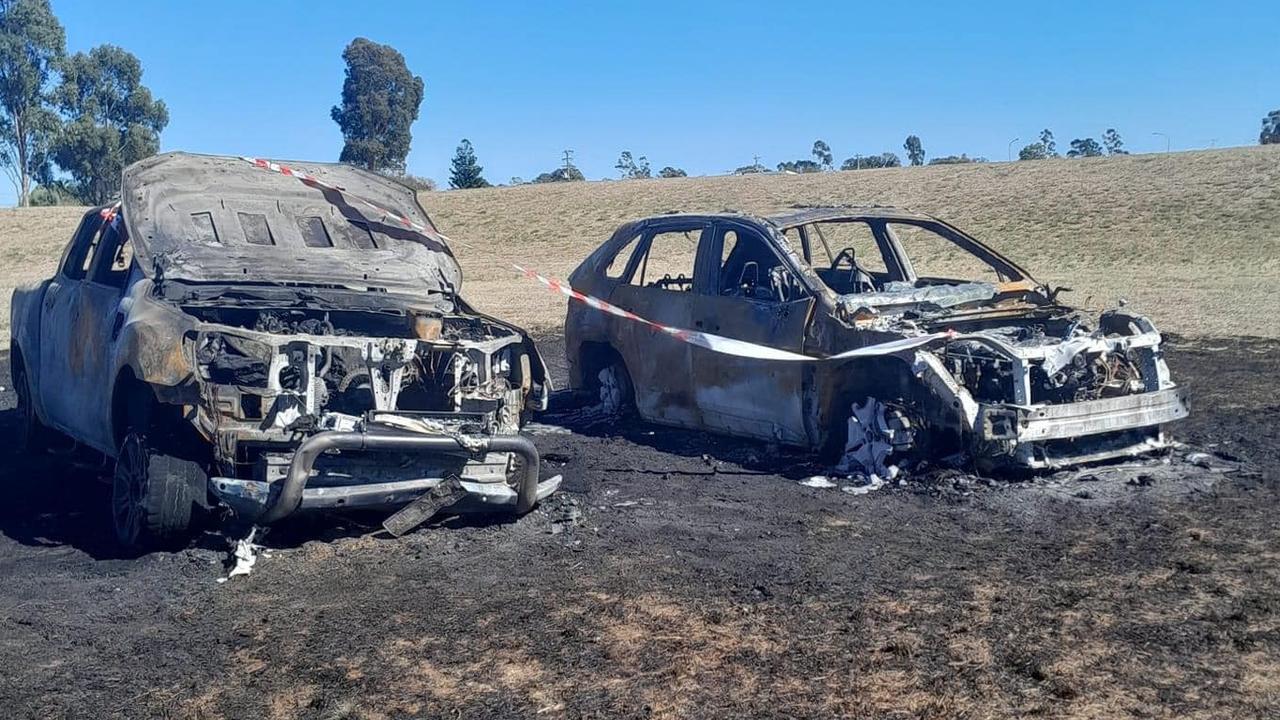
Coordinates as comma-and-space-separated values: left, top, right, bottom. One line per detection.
3, 145, 1278, 343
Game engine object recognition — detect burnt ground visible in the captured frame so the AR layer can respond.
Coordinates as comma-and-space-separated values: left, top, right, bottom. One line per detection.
0, 335, 1277, 720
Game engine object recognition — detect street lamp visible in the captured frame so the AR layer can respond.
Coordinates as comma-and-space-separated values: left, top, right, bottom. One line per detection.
1007, 137, 1020, 162
1152, 132, 1170, 154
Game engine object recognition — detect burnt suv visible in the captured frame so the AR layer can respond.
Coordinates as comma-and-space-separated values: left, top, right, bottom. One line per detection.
10, 152, 557, 551
565, 207, 1187, 474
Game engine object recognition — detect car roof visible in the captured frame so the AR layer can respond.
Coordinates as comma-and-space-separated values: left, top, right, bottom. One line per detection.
624, 206, 939, 232
765, 206, 938, 229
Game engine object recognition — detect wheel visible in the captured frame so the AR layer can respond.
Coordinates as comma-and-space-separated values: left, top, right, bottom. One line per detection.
596, 358, 635, 417
12, 361, 55, 454
827, 397, 917, 475
112, 432, 205, 552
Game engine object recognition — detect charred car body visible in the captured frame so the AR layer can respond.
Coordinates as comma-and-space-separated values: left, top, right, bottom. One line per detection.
10, 152, 555, 551
565, 207, 1187, 473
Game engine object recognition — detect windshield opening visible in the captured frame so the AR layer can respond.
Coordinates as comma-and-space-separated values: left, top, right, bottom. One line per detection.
797, 219, 1019, 298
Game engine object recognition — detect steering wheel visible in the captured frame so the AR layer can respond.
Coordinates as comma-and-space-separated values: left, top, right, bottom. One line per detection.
830, 247, 875, 293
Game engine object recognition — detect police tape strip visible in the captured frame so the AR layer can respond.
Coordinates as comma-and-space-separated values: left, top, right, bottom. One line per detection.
242, 156, 955, 363
513, 262, 954, 362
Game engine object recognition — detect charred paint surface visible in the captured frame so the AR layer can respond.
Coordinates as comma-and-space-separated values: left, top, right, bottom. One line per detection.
9, 152, 553, 532
565, 207, 1188, 474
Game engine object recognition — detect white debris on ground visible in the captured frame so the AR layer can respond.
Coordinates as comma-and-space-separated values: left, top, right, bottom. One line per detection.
524, 421, 575, 435
217, 528, 263, 583
800, 467, 895, 496
841, 474, 886, 495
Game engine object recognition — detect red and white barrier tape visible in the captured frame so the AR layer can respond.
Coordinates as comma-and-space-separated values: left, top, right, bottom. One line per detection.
241, 156, 954, 363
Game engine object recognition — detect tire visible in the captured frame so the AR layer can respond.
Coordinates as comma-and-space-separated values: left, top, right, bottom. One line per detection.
596, 356, 635, 418
112, 432, 204, 552
12, 361, 55, 454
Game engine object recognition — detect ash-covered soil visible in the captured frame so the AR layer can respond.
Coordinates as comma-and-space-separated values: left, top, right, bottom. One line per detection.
0, 336, 1277, 719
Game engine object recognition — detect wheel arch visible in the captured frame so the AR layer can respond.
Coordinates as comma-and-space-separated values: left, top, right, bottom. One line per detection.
575, 340, 627, 392
817, 353, 963, 460
110, 367, 153, 452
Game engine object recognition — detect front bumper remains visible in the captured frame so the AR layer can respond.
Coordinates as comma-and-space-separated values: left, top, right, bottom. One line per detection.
977, 386, 1189, 468
210, 428, 559, 524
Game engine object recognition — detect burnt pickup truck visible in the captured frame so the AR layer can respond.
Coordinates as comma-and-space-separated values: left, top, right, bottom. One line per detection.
10, 152, 557, 551
566, 207, 1188, 474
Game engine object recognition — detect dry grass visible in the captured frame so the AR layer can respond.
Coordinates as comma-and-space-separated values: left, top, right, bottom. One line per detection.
435, 145, 1280, 339
0, 206, 85, 343
4, 146, 1278, 344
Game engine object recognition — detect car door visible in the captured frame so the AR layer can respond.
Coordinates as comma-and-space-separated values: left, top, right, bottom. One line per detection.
606, 218, 712, 428
72, 214, 138, 452
689, 220, 814, 445
38, 208, 106, 437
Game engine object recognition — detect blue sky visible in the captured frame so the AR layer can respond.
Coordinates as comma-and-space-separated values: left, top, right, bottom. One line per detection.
12, 0, 1279, 203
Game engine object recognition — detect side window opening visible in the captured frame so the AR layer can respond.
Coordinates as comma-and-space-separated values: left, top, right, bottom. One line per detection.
717, 227, 796, 302
79, 228, 103, 277
297, 216, 334, 248
604, 232, 641, 279
628, 227, 700, 292
90, 219, 133, 289
237, 212, 275, 246
888, 222, 1005, 284
60, 210, 107, 280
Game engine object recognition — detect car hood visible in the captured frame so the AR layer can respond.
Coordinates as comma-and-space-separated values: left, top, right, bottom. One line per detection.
121, 152, 461, 295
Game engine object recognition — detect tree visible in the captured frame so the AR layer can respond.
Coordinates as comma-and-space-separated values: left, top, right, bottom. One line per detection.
1039, 129, 1058, 157
614, 151, 634, 178
0, 0, 64, 206
1018, 143, 1049, 161
447, 138, 488, 189
1102, 128, 1127, 155
776, 159, 821, 173
733, 164, 765, 174
811, 139, 832, 170
330, 38, 424, 174
614, 150, 651, 179
1260, 110, 1280, 145
841, 152, 900, 170
1067, 138, 1103, 157
532, 166, 584, 183
389, 172, 435, 192
51, 45, 168, 204
658, 166, 686, 178
27, 178, 74, 205
903, 135, 924, 166
928, 154, 986, 165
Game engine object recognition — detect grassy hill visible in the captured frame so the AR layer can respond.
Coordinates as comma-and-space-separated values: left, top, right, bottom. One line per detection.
3, 145, 1278, 343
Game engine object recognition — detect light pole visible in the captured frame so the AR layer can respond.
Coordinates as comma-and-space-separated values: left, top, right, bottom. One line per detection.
1152, 132, 1170, 154
1007, 137, 1020, 162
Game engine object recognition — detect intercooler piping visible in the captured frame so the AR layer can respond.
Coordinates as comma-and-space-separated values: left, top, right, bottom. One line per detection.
258, 429, 541, 524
